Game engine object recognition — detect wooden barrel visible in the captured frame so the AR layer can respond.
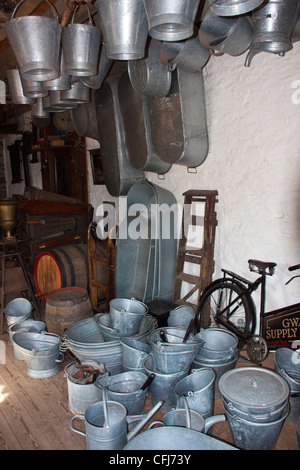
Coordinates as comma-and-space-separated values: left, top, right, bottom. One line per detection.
45, 287, 93, 335
34, 244, 88, 301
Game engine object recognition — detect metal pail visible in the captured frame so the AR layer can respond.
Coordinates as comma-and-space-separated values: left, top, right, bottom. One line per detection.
60, 81, 90, 104
192, 351, 239, 399
225, 403, 289, 450
80, 44, 113, 90
12, 331, 64, 378
167, 305, 195, 328
4, 0, 62, 81
31, 98, 50, 118
95, 0, 148, 60
6, 69, 36, 105
5, 297, 33, 327
143, 0, 201, 41
151, 342, 200, 374
195, 328, 238, 361
128, 38, 172, 97
120, 337, 151, 371
70, 400, 128, 450
209, 0, 265, 16
7, 319, 46, 345
43, 53, 71, 91
274, 347, 300, 423
143, 355, 189, 412
62, 4, 101, 77
175, 367, 216, 418
109, 298, 148, 335
199, 10, 254, 56
64, 360, 105, 415
95, 371, 149, 415
21, 78, 48, 99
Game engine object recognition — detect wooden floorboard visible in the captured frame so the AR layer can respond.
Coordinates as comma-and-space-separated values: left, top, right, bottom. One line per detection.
0, 320, 299, 451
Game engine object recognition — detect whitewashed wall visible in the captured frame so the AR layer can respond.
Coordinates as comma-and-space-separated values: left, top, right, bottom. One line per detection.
88, 42, 300, 323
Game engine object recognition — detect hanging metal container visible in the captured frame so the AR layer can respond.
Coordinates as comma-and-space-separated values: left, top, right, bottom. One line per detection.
62, 4, 101, 77
160, 34, 211, 73
4, 0, 62, 81
245, 0, 300, 66
42, 95, 68, 113
31, 97, 51, 118
70, 90, 100, 140
50, 90, 78, 109
209, 0, 265, 16
80, 44, 113, 90
95, 0, 148, 60
60, 80, 90, 104
6, 69, 35, 105
199, 9, 254, 57
43, 52, 71, 92
143, 0, 201, 41
21, 78, 48, 99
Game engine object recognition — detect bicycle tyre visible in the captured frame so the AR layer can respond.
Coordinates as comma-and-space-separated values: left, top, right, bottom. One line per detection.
196, 278, 256, 348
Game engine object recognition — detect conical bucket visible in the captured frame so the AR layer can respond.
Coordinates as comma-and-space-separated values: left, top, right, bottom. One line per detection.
274, 347, 300, 423
21, 77, 48, 99
175, 367, 216, 418
95, 371, 149, 415
143, 0, 201, 41
4, 0, 62, 81
31, 97, 51, 118
209, 0, 265, 16
120, 337, 151, 372
43, 52, 71, 91
95, 0, 148, 60
6, 69, 36, 105
109, 298, 148, 335
62, 4, 101, 77
60, 80, 90, 104
80, 44, 113, 90
5, 297, 33, 327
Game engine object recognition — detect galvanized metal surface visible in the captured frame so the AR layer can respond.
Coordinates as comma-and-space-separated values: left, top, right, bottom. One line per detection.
5, 297, 33, 327
209, 0, 264, 16
6, 69, 36, 105
109, 298, 148, 335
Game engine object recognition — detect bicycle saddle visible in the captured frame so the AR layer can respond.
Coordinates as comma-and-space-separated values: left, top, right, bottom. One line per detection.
248, 259, 277, 275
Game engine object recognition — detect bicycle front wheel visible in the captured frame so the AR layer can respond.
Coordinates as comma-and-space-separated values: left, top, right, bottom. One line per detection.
197, 279, 256, 347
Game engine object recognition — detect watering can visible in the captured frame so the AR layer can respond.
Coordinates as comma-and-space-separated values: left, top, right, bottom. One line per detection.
69, 392, 164, 450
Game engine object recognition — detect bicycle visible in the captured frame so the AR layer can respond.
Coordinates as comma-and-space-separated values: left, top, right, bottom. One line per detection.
196, 259, 300, 364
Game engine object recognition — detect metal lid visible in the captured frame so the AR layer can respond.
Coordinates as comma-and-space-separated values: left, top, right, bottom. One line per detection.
219, 367, 290, 410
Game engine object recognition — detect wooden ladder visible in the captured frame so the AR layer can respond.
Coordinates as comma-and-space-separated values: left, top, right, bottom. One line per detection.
173, 190, 218, 311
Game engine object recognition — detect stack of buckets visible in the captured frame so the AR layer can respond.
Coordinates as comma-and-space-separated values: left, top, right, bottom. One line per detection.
219, 366, 290, 450
144, 327, 201, 412
192, 328, 239, 398
274, 347, 300, 423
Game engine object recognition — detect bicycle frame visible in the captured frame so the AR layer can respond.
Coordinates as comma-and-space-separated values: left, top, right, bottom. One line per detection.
220, 269, 300, 350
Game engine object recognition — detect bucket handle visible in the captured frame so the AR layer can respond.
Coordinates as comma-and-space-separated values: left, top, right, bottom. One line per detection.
69, 414, 86, 437
71, 3, 93, 26
11, 0, 60, 22
55, 352, 64, 363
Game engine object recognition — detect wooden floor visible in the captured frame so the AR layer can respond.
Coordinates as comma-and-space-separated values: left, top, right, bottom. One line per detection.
0, 316, 299, 451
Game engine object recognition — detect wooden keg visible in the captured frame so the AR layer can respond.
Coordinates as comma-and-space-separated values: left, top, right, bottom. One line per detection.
45, 287, 93, 335
34, 244, 88, 301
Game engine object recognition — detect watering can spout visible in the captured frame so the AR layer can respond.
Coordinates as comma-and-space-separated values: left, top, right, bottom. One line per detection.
204, 414, 226, 434
126, 400, 164, 442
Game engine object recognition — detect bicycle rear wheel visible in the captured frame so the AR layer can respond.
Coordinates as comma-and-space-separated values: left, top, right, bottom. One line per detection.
196, 278, 256, 348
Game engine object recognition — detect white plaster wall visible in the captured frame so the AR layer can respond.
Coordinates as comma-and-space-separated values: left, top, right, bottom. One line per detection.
87, 43, 300, 321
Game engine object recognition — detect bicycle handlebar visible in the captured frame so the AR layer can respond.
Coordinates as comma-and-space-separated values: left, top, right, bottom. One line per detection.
289, 264, 300, 272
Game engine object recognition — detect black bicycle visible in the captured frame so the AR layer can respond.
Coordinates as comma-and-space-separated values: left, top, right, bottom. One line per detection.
196, 259, 300, 364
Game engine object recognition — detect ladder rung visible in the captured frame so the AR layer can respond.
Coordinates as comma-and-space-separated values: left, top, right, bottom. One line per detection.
175, 272, 200, 285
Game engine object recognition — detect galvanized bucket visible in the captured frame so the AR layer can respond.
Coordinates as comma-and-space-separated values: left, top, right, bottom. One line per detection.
143, 0, 201, 41
95, 0, 148, 60
80, 44, 113, 90
109, 298, 148, 335
151, 342, 200, 374
6, 69, 36, 105
95, 371, 149, 415
195, 328, 238, 361
60, 80, 90, 104
7, 319, 46, 345
143, 355, 189, 412
12, 331, 64, 378
120, 337, 151, 372
167, 305, 195, 328
22, 78, 48, 99
5, 297, 33, 327
43, 53, 71, 91
64, 360, 105, 415
62, 4, 101, 77
274, 347, 300, 423
175, 367, 216, 418
209, 0, 265, 16
123, 426, 238, 450
199, 9, 254, 56
225, 403, 289, 450
4, 0, 62, 81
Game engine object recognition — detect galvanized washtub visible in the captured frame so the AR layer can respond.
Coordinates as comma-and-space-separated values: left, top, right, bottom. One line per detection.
123, 426, 237, 450
12, 331, 64, 378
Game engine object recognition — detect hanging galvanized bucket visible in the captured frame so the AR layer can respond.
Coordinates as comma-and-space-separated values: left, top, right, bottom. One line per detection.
43, 52, 71, 92
95, 0, 148, 60
4, 0, 62, 81
209, 0, 265, 16
21, 78, 48, 99
6, 69, 36, 105
60, 80, 90, 104
62, 4, 101, 77
143, 0, 201, 41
